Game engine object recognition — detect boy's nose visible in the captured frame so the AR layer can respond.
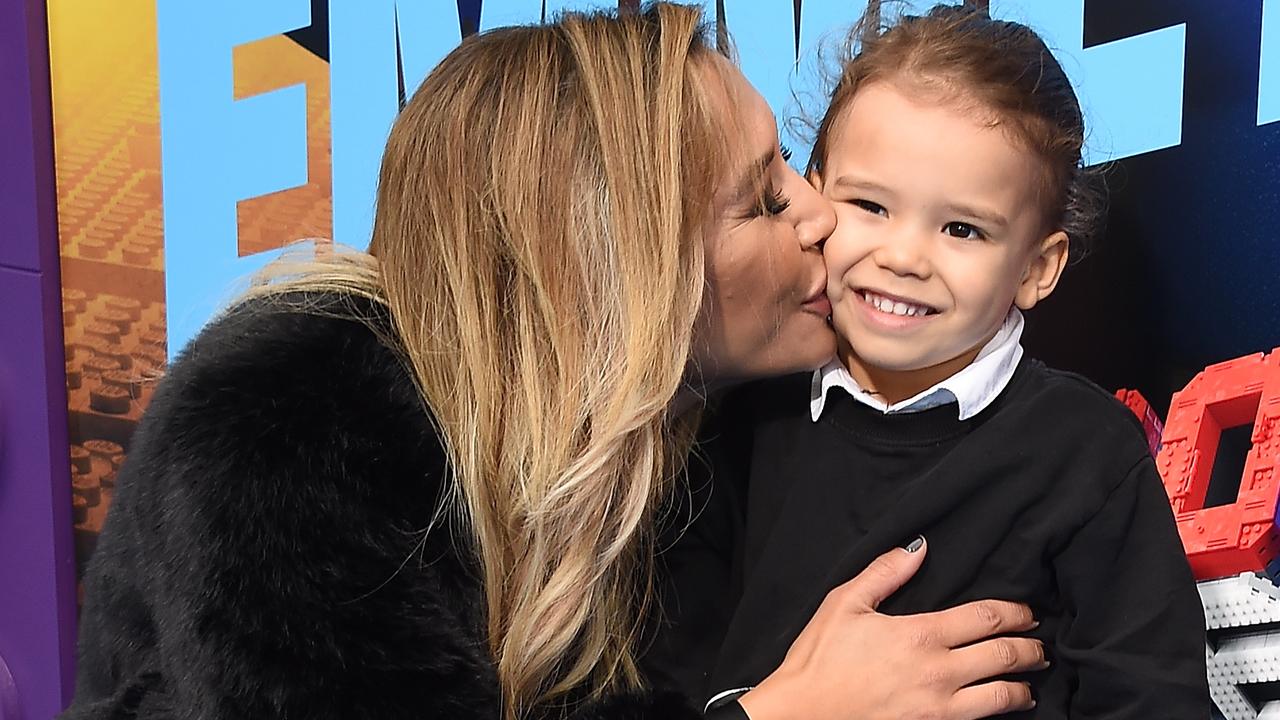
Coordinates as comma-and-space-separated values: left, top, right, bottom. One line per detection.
874, 230, 933, 280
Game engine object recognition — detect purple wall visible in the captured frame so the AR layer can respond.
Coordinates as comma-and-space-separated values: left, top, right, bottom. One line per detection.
0, 0, 80, 717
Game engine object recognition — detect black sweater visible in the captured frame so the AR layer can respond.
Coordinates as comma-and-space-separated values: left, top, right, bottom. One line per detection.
651, 362, 1209, 718
60, 294, 720, 720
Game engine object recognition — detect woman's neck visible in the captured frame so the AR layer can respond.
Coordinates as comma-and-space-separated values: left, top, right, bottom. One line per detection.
672, 382, 720, 416
672, 369, 749, 415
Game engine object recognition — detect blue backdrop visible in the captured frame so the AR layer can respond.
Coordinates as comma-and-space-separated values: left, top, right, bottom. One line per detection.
155, 0, 1279, 414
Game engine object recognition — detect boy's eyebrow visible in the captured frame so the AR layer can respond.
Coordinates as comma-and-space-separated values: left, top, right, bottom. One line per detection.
829, 175, 897, 197
945, 202, 1010, 229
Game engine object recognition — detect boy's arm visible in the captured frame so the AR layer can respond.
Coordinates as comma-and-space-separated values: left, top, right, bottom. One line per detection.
1053, 454, 1209, 718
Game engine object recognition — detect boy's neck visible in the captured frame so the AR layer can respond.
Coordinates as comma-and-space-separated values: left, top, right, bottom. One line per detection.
837, 338, 988, 406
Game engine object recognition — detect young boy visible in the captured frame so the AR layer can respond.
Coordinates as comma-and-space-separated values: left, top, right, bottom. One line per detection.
669, 6, 1208, 718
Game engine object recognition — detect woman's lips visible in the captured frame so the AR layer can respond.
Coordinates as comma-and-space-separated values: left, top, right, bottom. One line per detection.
803, 290, 832, 317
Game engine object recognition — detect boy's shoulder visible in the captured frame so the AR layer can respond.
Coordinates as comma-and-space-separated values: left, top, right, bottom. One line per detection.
1015, 357, 1133, 411
1002, 357, 1153, 456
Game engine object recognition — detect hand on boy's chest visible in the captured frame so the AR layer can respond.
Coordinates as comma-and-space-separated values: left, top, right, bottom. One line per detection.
715, 422, 1073, 700
737, 413, 1084, 631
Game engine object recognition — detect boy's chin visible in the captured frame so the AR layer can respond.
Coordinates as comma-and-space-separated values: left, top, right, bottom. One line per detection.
839, 340, 945, 375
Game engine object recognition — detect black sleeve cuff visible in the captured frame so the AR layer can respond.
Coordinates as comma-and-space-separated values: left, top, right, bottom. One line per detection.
704, 700, 750, 719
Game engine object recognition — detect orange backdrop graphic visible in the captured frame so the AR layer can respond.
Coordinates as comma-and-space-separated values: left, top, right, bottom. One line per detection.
46, 0, 335, 591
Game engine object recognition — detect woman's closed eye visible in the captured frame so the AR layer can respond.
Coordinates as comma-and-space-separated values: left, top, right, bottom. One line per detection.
760, 186, 792, 216
943, 221, 987, 241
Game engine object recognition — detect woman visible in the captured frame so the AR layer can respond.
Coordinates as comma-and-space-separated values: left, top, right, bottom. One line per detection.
63, 5, 1045, 719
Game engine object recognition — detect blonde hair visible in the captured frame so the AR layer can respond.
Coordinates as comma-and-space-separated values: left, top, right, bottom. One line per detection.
243, 4, 730, 716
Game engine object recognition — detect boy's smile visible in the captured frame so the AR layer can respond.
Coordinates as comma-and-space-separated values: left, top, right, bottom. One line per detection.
854, 288, 939, 330
813, 80, 1069, 403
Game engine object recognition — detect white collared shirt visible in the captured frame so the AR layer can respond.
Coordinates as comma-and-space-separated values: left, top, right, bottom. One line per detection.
810, 309, 1025, 422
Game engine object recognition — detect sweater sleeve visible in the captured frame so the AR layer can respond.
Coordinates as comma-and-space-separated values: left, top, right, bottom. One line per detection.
1051, 454, 1210, 719
62, 301, 709, 720
642, 394, 755, 708
64, 305, 508, 719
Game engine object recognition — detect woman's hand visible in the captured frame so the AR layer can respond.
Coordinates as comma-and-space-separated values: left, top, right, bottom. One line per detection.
737, 538, 1046, 720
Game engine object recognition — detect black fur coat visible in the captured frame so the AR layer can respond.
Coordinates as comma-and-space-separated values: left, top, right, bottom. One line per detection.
60, 293, 707, 720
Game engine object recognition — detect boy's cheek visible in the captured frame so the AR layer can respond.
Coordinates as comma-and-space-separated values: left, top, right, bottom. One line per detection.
820, 239, 858, 285
821, 256, 849, 293
826, 276, 860, 310
824, 215, 871, 261
828, 301, 862, 342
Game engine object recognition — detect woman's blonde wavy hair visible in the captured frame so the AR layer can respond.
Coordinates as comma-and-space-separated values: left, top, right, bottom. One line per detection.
240, 3, 733, 716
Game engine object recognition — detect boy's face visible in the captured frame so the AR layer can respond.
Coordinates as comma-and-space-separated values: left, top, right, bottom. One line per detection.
814, 81, 1068, 387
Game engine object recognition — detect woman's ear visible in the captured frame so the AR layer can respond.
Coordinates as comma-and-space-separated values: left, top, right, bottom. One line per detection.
1015, 230, 1069, 311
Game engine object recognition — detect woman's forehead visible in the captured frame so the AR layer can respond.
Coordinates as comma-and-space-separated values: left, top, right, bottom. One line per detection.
700, 58, 777, 185
712, 60, 774, 140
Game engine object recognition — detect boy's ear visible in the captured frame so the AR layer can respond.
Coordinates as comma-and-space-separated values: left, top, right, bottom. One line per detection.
1015, 230, 1069, 311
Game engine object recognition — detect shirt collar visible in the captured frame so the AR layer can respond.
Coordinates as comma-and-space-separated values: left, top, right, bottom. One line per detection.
809, 308, 1025, 422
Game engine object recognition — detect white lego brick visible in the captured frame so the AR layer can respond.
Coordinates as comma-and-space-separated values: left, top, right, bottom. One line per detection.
1213, 633, 1280, 684
1208, 627, 1280, 719
1201, 573, 1280, 630
1210, 648, 1257, 720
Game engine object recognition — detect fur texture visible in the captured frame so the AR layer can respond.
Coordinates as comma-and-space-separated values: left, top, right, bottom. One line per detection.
61, 294, 703, 720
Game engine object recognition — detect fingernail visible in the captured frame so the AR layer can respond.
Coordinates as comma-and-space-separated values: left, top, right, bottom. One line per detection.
902, 535, 925, 553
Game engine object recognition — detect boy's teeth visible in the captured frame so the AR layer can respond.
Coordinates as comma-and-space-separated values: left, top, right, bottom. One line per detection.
862, 291, 929, 317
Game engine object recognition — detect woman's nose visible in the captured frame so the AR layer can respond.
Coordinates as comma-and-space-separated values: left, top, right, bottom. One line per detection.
792, 177, 836, 250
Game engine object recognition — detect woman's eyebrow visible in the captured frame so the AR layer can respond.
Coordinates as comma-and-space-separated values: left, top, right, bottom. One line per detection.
732, 147, 778, 199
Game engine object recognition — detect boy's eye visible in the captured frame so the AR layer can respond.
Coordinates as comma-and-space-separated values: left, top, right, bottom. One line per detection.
852, 199, 887, 217
944, 221, 985, 241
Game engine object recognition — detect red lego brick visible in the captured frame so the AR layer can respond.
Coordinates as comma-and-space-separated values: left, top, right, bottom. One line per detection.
1115, 388, 1165, 457
1156, 349, 1280, 581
